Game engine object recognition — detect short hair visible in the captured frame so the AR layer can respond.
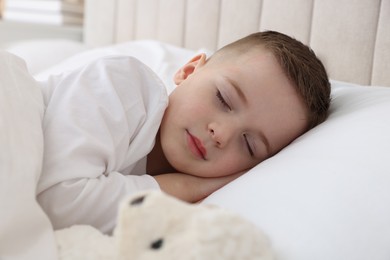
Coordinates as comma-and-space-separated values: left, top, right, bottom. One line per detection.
210, 31, 331, 129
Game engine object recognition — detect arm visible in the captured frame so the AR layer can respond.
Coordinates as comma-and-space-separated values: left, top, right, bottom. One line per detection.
154, 171, 244, 203
37, 57, 168, 234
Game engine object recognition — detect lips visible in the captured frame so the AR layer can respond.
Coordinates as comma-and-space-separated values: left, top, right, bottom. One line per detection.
186, 130, 207, 160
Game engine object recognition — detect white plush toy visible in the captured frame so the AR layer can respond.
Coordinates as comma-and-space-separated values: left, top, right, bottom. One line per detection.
55, 191, 274, 260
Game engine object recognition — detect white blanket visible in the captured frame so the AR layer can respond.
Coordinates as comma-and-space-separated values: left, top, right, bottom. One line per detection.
0, 51, 58, 259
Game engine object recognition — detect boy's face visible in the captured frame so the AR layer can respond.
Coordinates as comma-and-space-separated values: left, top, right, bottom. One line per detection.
159, 48, 308, 178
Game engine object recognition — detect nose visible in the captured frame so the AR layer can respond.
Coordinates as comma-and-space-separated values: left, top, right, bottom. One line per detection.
208, 122, 235, 148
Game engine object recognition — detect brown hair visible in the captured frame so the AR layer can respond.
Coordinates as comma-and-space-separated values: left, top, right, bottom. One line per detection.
210, 31, 331, 129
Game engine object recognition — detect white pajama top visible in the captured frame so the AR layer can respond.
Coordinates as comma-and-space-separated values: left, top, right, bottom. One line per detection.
36, 56, 168, 233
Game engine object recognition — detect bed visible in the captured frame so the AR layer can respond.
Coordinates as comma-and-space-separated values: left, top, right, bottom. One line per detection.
1, 0, 390, 259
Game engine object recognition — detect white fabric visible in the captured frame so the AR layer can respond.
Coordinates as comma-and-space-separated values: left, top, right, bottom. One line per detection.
34, 40, 212, 93
37, 56, 168, 234
5, 39, 88, 75
0, 51, 58, 260
204, 81, 390, 260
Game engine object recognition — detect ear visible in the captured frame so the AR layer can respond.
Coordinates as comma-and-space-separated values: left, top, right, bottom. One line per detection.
173, 53, 207, 85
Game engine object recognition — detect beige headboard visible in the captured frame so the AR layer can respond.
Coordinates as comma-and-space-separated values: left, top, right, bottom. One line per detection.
84, 0, 390, 87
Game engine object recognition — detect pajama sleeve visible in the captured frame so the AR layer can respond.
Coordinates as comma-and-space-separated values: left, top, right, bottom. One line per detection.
36, 56, 168, 234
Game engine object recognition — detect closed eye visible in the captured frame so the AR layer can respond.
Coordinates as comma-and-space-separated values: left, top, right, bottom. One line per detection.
216, 90, 231, 110
243, 134, 254, 157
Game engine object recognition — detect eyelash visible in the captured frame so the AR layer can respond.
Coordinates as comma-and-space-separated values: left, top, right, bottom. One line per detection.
216, 90, 231, 110
243, 134, 254, 157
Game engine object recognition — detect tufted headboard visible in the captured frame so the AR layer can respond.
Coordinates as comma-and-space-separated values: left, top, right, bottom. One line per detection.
84, 0, 390, 87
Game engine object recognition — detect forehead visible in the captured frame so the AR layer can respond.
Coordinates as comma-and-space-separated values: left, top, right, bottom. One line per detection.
214, 47, 289, 92
210, 46, 282, 78
213, 42, 273, 62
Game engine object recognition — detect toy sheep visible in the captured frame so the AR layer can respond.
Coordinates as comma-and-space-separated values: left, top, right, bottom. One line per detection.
55, 191, 274, 260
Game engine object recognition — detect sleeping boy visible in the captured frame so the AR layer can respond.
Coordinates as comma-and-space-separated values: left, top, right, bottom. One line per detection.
37, 31, 331, 234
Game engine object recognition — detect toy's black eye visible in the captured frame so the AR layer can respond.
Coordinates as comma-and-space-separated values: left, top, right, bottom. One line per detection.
150, 238, 164, 250
130, 195, 145, 206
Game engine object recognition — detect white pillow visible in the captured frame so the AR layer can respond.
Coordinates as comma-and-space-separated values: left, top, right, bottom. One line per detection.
204, 81, 390, 260
34, 40, 212, 93
5, 39, 88, 75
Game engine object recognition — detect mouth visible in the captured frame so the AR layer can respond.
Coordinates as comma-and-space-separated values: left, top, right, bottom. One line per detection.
185, 130, 207, 160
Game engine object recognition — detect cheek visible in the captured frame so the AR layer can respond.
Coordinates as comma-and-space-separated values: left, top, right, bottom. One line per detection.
179, 98, 212, 121
173, 87, 207, 110
192, 104, 210, 117
211, 152, 254, 175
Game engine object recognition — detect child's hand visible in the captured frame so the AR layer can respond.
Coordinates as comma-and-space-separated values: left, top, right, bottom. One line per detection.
153, 171, 245, 203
